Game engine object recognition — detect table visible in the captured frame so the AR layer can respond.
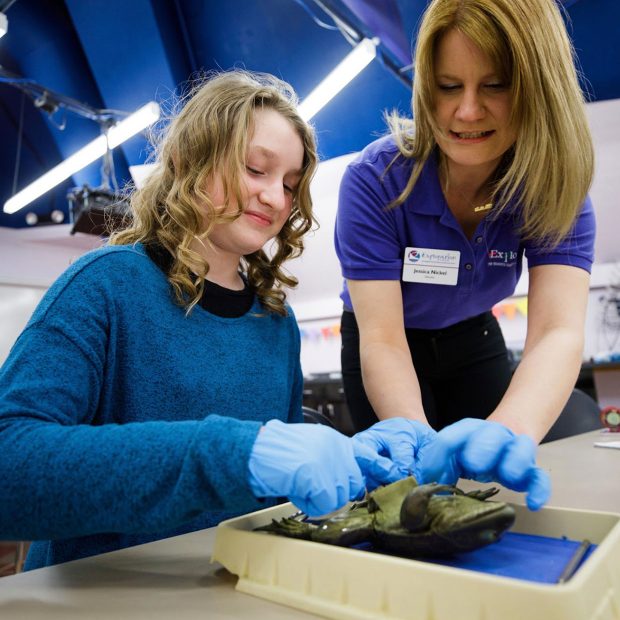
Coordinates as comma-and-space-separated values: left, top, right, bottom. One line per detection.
0, 430, 618, 619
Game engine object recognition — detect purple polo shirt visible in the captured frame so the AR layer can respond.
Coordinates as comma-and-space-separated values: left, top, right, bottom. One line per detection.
335, 135, 595, 329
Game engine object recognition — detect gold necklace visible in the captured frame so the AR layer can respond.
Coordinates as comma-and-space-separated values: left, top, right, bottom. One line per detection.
439, 157, 494, 214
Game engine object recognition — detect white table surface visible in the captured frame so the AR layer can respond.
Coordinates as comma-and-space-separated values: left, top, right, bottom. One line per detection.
0, 430, 617, 619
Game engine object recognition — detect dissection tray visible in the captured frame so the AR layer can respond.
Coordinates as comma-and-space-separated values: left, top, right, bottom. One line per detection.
212, 502, 620, 620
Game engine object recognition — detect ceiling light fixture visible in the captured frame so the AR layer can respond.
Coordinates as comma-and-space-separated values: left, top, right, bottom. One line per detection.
297, 37, 378, 122
0, 12, 7, 39
3, 102, 160, 214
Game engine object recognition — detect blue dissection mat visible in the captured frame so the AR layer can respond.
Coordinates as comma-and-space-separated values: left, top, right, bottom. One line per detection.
427, 532, 596, 583
359, 533, 596, 584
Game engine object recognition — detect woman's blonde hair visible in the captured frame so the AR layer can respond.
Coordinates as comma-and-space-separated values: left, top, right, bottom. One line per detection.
110, 70, 318, 315
388, 0, 594, 245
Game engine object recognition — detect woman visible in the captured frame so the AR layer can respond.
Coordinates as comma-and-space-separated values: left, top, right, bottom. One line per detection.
0, 70, 408, 570
335, 0, 593, 504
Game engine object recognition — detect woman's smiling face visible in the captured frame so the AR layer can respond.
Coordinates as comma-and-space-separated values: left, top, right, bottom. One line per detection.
432, 28, 517, 174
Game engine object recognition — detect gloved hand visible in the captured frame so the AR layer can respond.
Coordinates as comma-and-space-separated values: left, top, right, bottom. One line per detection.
353, 417, 437, 486
247, 420, 401, 516
418, 418, 551, 511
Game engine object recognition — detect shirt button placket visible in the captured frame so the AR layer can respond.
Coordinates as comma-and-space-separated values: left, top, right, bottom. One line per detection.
461, 259, 474, 291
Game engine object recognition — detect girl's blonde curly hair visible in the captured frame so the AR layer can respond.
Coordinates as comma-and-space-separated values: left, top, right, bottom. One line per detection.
110, 70, 318, 316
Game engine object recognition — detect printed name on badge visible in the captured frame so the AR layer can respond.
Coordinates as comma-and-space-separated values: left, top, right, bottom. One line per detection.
402, 247, 460, 286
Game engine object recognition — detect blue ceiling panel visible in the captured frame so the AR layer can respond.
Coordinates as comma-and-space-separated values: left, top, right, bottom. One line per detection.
181, 1, 340, 88
565, 0, 620, 101
64, 0, 182, 168
180, 0, 409, 159
395, 0, 430, 49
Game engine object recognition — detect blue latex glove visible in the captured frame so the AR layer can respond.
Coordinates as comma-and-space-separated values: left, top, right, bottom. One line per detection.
353, 417, 437, 486
247, 420, 401, 516
418, 418, 551, 511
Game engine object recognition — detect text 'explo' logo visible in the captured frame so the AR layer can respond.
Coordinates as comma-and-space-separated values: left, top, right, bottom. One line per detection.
487, 249, 518, 267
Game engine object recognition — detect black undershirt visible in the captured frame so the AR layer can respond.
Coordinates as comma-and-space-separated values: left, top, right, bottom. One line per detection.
145, 243, 255, 318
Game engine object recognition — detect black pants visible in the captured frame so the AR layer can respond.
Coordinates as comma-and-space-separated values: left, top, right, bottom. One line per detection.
340, 310, 513, 433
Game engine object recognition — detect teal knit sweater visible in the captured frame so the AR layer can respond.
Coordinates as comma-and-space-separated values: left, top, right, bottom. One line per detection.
0, 244, 303, 569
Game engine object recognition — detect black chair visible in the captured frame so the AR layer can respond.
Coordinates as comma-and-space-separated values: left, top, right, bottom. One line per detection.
302, 406, 336, 428
541, 388, 602, 443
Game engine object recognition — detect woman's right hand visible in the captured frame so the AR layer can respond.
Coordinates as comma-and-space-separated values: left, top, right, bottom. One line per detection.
418, 418, 551, 510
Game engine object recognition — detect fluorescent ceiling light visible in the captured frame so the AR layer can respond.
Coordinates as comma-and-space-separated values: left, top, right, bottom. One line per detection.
297, 37, 378, 122
0, 13, 7, 39
4, 102, 160, 214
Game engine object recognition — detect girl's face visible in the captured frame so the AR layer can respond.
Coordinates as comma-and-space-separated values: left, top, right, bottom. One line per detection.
432, 28, 516, 177
203, 108, 305, 261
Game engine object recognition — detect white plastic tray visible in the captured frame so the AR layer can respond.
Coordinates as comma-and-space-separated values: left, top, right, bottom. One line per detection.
212, 502, 620, 620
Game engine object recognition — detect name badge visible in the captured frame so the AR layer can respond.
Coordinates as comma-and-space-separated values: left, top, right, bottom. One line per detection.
402, 247, 460, 286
